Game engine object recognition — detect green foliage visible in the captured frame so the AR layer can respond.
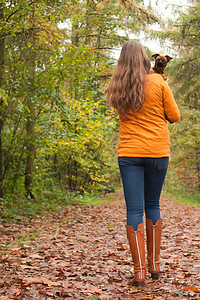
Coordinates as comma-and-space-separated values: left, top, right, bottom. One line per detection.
0, 188, 100, 222
161, 1, 200, 195
167, 105, 200, 193
162, 1, 200, 109
37, 92, 119, 193
0, 0, 158, 215
164, 173, 200, 206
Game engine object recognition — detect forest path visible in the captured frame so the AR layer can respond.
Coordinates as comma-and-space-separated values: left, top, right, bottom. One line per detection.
0, 192, 200, 299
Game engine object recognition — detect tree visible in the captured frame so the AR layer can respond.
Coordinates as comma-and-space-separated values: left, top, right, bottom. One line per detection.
168, 0, 200, 109
0, 3, 5, 198
0, 0, 159, 202
162, 0, 200, 192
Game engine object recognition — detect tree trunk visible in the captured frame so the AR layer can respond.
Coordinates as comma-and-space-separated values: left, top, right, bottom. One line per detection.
195, 141, 200, 192
25, 102, 36, 199
25, 5, 36, 199
71, 23, 79, 46
86, 0, 92, 46
0, 4, 4, 198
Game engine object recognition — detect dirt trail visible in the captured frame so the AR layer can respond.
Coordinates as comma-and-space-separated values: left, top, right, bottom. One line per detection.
0, 193, 200, 299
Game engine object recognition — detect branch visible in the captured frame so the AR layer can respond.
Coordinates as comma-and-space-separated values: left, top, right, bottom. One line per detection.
0, 27, 35, 39
126, 0, 160, 23
5, 0, 39, 22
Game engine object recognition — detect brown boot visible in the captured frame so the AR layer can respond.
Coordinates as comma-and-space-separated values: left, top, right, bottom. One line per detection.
146, 219, 162, 279
126, 223, 146, 286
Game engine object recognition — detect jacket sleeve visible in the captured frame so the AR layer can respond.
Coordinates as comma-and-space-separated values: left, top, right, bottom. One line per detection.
163, 82, 180, 123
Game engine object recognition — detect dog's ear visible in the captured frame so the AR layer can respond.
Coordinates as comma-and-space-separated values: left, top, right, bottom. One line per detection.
152, 53, 160, 59
165, 55, 173, 62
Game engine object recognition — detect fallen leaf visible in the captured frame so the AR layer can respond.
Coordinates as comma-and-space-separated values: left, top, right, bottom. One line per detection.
42, 278, 62, 287
1, 194, 200, 299
22, 277, 43, 285
183, 285, 200, 292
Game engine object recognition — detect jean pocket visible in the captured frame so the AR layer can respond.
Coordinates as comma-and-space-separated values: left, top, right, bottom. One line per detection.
118, 157, 140, 166
154, 157, 169, 170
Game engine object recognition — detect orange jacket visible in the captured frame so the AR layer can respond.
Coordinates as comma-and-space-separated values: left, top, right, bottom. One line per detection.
118, 73, 180, 158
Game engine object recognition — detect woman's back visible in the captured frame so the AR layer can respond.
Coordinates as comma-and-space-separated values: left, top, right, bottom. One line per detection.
118, 73, 180, 157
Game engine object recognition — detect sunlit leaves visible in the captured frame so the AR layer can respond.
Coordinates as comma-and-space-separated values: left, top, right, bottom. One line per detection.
169, 106, 200, 192
163, 1, 200, 193
37, 92, 118, 193
0, 0, 158, 199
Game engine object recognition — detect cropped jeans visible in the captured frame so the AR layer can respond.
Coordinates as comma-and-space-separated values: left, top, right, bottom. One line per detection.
118, 157, 169, 231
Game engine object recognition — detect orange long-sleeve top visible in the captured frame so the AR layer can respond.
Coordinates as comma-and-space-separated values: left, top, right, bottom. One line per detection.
118, 73, 180, 158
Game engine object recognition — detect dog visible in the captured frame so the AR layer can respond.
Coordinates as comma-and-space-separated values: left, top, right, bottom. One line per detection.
151, 54, 174, 123
151, 53, 173, 80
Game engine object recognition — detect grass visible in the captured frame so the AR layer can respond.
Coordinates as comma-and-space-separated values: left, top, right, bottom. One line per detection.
163, 187, 200, 206
163, 168, 200, 206
0, 186, 120, 222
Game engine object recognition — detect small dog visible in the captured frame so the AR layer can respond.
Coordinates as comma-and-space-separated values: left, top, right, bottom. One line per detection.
151, 53, 173, 80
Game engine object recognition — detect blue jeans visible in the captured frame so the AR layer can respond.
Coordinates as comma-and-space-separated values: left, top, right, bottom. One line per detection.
118, 157, 169, 231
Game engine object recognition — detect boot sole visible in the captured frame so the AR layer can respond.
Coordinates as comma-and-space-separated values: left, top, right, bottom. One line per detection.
134, 281, 145, 287
151, 272, 160, 280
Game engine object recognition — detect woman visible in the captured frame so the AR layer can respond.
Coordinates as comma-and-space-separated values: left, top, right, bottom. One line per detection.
105, 41, 180, 286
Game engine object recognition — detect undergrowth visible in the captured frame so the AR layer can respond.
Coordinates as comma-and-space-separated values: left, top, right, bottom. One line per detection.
163, 188, 200, 206
1, 169, 199, 223
0, 187, 117, 222
163, 167, 200, 206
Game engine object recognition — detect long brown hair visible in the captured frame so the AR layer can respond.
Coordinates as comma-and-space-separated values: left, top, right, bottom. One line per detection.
105, 41, 151, 114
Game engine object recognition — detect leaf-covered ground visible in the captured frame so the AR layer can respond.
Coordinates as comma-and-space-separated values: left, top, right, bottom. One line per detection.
0, 193, 200, 299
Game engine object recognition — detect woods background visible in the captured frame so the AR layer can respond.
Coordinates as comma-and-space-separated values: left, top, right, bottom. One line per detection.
0, 0, 199, 220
